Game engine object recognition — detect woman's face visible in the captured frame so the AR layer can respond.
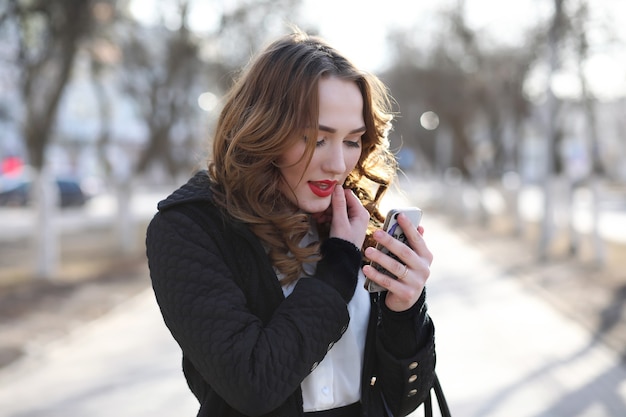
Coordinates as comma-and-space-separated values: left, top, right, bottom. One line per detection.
278, 76, 365, 214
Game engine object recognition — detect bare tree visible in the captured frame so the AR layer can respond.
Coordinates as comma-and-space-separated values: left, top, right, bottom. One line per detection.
383, 6, 537, 230
83, 0, 304, 250
119, 3, 204, 179
534, 0, 566, 261
1, 0, 116, 278
569, 0, 606, 265
382, 32, 478, 179
536, 0, 609, 263
109, 0, 304, 179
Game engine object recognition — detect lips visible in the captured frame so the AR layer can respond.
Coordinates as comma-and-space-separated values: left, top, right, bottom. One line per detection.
308, 180, 337, 198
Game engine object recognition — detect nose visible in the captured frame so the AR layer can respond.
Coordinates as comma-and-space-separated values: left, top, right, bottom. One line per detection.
321, 143, 347, 175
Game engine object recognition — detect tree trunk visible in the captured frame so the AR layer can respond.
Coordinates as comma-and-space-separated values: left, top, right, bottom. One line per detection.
33, 167, 59, 279
538, 0, 565, 261
590, 176, 605, 267
566, 180, 579, 256
114, 180, 135, 252
17, 0, 96, 279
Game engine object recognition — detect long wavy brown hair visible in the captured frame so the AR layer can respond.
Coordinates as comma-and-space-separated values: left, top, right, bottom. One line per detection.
208, 29, 398, 285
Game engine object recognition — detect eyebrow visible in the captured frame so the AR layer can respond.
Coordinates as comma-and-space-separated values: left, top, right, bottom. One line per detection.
318, 124, 367, 135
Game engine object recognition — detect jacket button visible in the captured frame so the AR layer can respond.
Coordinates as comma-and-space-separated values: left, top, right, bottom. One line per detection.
408, 374, 417, 383
407, 389, 418, 397
408, 362, 418, 370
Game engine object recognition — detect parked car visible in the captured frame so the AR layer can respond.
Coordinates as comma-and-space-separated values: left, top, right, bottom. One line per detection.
0, 176, 88, 208
0, 178, 28, 206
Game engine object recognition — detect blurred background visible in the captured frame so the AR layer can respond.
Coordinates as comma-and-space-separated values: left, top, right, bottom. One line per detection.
0, 0, 625, 415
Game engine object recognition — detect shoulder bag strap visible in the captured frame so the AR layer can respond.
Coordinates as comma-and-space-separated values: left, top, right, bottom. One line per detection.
424, 372, 451, 417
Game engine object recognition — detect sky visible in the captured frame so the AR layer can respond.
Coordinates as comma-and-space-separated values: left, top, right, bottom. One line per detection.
301, 0, 546, 72
129, 0, 546, 72
129, 0, 626, 100
302, 0, 626, 100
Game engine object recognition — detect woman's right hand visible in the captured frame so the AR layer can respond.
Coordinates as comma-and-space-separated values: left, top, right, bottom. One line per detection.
363, 214, 433, 312
328, 185, 369, 249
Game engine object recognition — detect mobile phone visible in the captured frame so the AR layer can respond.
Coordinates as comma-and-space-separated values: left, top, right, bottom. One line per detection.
365, 207, 423, 293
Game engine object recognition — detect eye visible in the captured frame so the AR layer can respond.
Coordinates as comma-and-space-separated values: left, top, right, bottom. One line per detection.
344, 136, 362, 148
303, 135, 326, 148
344, 139, 361, 149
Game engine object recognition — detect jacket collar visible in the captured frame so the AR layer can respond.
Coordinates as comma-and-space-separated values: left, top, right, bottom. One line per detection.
157, 170, 215, 211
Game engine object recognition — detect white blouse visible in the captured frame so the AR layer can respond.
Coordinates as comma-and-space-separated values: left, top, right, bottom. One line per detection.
280, 228, 371, 412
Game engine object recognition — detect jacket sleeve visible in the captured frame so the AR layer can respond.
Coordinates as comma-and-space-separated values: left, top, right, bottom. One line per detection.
146, 209, 353, 416
375, 291, 436, 417
315, 237, 361, 302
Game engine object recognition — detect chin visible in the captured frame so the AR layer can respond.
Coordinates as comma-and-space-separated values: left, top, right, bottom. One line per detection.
301, 200, 331, 214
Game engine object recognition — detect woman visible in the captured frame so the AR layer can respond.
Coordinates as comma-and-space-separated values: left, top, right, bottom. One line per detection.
146, 28, 436, 417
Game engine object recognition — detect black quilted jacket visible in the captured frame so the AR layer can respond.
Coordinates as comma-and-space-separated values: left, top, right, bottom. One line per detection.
146, 171, 436, 417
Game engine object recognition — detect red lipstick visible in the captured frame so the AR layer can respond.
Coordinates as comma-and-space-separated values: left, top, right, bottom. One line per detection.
308, 180, 337, 198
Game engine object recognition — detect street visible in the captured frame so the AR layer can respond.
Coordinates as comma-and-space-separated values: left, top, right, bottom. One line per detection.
2, 0, 626, 414
0, 196, 624, 416
2, 181, 625, 246
0, 291, 197, 417
0, 189, 168, 244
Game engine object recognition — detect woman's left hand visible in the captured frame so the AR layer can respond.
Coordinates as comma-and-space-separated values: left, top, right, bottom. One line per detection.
362, 213, 433, 312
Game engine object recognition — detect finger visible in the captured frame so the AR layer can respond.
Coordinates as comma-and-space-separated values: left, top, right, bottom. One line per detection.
399, 264, 409, 280
364, 245, 409, 279
363, 263, 421, 301
371, 229, 415, 266
331, 185, 347, 220
363, 264, 402, 291
397, 214, 432, 263
329, 185, 350, 238
343, 188, 360, 215
344, 188, 370, 223
366, 244, 430, 288
363, 261, 428, 310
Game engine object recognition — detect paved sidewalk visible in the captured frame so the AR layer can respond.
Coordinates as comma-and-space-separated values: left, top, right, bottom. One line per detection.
0, 291, 197, 417
0, 215, 624, 416
421, 216, 626, 417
